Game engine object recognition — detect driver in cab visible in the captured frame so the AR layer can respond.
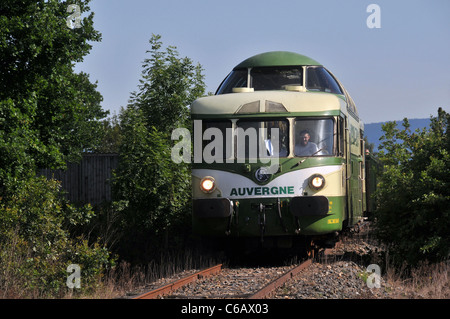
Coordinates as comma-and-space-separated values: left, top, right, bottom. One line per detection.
295, 130, 319, 156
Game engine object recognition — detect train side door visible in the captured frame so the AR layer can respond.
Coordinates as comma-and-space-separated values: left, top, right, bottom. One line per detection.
349, 119, 364, 225
360, 130, 366, 215
343, 116, 352, 225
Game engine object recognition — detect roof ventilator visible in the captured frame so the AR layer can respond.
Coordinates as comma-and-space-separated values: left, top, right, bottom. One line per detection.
265, 100, 288, 112
236, 100, 260, 114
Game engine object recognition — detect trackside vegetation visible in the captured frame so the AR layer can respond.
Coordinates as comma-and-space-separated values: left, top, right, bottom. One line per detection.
0, 0, 113, 297
110, 34, 205, 263
0, 8, 206, 295
374, 108, 450, 267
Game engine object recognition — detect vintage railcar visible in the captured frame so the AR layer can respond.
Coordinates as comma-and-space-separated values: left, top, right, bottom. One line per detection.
190, 51, 372, 252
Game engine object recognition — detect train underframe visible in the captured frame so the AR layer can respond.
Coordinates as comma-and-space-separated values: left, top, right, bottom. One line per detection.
192, 194, 361, 256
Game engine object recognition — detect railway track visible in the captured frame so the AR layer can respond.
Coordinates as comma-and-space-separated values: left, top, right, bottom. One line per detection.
132, 223, 368, 300
134, 256, 320, 299
133, 264, 223, 299
247, 259, 312, 299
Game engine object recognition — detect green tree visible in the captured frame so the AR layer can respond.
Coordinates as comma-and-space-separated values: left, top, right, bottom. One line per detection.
128, 34, 205, 132
0, 0, 115, 297
113, 35, 205, 262
0, 0, 107, 194
374, 108, 450, 266
94, 113, 122, 154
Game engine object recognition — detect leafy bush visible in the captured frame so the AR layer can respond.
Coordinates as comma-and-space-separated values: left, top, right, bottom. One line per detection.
0, 176, 115, 297
112, 99, 193, 263
374, 108, 450, 266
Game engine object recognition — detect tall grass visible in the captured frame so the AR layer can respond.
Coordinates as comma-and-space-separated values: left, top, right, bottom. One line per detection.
72, 248, 222, 299
385, 260, 450, 298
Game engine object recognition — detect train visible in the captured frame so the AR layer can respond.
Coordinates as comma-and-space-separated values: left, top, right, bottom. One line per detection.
190, 51, 377, 254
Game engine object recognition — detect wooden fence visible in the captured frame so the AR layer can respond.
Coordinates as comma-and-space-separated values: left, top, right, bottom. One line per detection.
38, 154, 119, 205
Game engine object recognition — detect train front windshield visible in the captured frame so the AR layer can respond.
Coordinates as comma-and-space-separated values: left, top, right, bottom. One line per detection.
236, 120, 289, 159
200, 118, 337, 160
294, 118, 335, 156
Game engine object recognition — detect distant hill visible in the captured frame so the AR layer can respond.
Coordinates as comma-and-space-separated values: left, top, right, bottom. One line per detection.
364, 118, 431, 152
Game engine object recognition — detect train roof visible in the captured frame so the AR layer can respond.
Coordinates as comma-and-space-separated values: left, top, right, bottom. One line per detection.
195, 51, 360, 121
233, 51, 322, 69
191, 91, 346, 116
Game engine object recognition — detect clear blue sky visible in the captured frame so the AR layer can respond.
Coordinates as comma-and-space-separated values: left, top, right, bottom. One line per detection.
75, 0, 450, 123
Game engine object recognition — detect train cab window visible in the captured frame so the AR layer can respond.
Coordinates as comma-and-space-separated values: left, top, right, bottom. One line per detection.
216, 67, 303, 94
306, 67, 343, 94
251, 67, 303, 91
294, 118, 335, 156
236, 119, 289, 159
217, 66, 344, 95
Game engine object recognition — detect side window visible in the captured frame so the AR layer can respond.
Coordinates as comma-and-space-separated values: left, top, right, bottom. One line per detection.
306, 67, 343, 94
215, 69, 248, 94
339, 117, 345, 157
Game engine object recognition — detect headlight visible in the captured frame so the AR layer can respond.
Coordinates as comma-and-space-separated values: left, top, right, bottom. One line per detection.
309, 174, 325, 190
200, 176, 216, 193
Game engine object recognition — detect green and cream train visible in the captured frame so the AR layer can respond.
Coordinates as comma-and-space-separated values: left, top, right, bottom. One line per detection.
190, 51, 375, 252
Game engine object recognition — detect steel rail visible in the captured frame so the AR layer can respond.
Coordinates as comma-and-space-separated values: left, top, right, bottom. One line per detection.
133, 264, 223, 299
248, 259, 312, 299
247, 240, 343, 299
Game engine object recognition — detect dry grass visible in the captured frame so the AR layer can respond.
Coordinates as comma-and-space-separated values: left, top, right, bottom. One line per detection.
78, 249, 222, 299
3, 224, 448, 299
77, 261, 145, 299
326, 224, 450, 299
384, 260, 450, 299
0, 241, 221, 299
